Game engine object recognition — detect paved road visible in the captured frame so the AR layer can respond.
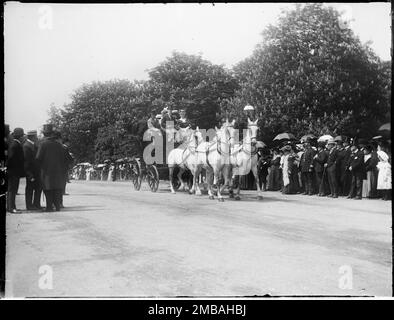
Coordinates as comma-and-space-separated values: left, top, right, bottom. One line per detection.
5, 179, 392, 297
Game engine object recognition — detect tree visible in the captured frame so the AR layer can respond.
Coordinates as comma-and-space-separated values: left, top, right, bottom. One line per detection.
48, 79, 151, 163
147, 52, 239, 129
225, 3, 391, 142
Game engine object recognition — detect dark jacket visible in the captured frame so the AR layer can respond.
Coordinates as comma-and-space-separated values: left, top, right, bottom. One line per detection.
326, 147, 338, 168
300, 147, 316, 172
340, 146, 352, 173
62, 144, 74, 173
36, 137, 72, 190
349, 150, 366, 178
364, 153, 378, 172
7, 139, 25, 177
313, 149, 328, 173
23, 139, 39, 179
270, 155, 281, 167
336, 147, 346, 172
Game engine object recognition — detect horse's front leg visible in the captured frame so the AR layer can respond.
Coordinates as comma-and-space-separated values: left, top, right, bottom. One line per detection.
169, 166, 176, 194
233, 174, 241, 201
218, 165, 230, 198
227, 165, 234, 199
194, 166, 202, 196
216, 167, 224, 202
177, 167, 186, 191
205, 167, 215, 200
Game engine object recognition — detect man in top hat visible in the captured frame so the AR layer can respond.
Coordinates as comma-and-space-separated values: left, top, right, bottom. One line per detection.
23, 130, 42, 210
234, 105, 259, 143
334, 135, 347, 196
7, 127, 25, 213
54, 131, 74, 206
325, 138, 339, 198
299, 137, 316, 195
313, 141, 329, 196
347, 142, 366, 199
36, 124, 71, 212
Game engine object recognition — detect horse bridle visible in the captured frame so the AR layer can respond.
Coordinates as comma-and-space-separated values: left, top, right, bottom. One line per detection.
231, 124, 259, 157
216, 125, 232, 156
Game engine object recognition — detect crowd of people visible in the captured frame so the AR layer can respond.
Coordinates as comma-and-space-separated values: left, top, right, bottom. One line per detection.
257, 136, 392, 201
5, 124, 74, 213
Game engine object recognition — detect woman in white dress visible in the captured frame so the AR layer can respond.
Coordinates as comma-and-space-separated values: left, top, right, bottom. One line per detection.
376, 150, 391, 200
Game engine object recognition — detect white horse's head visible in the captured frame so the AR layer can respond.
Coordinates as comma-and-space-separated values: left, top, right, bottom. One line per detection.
247, 118, 259, 145
186, 127, 203, 149
175, 125, 192, 143
223, 119, 236, 145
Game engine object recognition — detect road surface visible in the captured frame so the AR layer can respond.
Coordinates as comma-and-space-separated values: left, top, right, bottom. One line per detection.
5, 179, 392, 297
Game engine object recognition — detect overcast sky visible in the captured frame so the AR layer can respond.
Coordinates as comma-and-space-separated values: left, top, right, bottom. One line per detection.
4, 2, 392, 132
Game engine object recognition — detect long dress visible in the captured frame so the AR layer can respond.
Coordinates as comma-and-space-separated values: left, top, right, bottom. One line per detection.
281, 154, 290, 192
288, 154, 300, 194
377, 161, 392, 190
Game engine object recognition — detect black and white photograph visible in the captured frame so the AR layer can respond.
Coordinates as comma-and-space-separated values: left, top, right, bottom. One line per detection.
2, 2, 392, 300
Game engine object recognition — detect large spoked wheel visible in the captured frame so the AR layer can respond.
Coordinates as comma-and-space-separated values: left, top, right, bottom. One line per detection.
131, 160, 142, 190
147, 165, 159, 192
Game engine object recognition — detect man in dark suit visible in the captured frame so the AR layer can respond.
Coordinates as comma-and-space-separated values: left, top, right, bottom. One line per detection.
300, 138, 316, 195
325, 139, 339, 198
347, 143, 366, 200
313, 142, 329, 196
335, 136, 346, 196
337, 136, 352, 196
7, 128, 25, 213
54, 131, 74, 208
23, 130, 42, 210
36, 125, 70, 212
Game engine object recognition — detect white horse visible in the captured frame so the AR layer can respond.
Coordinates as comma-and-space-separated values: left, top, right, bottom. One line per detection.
167, 127, 203, 195
228, 118, 263, 200
202, 120, 235, 202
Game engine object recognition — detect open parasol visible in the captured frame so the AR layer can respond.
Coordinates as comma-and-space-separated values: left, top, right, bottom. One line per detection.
300, 134, 316, 142
256, 141, 267, 149
273, 132, 296, 141
378, 123, 390, 131
317, 135, 333, 142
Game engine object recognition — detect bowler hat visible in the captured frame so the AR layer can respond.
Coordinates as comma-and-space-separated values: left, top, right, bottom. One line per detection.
12, 127, 24, 138
27, 130, 37, 136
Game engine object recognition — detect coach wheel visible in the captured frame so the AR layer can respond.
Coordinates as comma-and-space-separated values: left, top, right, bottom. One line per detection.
147, 165, 159, 192
131, 160, 142, 191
